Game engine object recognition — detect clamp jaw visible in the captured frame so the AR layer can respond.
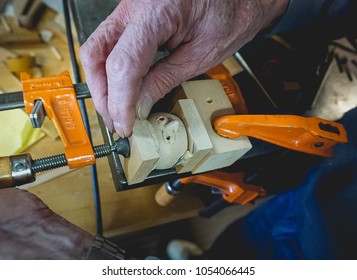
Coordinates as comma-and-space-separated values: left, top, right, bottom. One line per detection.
179, 171, 266, 205
214, 114, 348, 158
155, 171, 267, 218
155, 171, 266, 205
21, 71, 95, 169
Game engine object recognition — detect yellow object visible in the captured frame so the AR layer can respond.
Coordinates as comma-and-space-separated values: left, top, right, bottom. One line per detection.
6, 55, 35, 73
0, 109, 44, 157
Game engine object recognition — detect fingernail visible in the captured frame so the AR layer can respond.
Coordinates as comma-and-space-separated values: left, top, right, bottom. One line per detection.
114, 121, 131, 138
136, 94, 154, 120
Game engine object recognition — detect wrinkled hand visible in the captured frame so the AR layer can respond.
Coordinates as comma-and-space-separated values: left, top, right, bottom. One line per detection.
0, 188, 93, 259
80, 0, 288, 137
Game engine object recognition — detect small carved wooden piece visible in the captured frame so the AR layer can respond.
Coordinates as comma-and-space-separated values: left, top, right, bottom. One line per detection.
120, 113, 187, 185
121, 80, 252, 185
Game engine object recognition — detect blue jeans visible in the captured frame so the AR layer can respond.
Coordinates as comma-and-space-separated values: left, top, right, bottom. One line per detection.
208, 107, 357, 259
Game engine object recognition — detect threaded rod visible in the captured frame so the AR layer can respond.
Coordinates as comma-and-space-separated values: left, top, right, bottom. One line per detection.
32, 138, 129, 174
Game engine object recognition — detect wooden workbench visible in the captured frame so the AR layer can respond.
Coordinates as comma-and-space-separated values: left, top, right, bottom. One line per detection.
25, 99, 203, 237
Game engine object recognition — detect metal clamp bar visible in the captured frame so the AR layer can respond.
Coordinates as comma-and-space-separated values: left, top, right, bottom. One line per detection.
0, 82, 91, 111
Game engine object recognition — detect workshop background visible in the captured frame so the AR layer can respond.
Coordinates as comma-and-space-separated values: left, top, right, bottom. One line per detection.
0, 0, 356, 259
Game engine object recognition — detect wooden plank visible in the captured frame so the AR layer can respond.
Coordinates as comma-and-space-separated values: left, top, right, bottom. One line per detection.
0, 47, 18, 62
171, 99, 213, 173
0, 62, 21, 92
176, 80, 252, 174
18, 166, 72, 190
0, 15, 12, 33
0, 16, 42, 46
0, 31, 41, 45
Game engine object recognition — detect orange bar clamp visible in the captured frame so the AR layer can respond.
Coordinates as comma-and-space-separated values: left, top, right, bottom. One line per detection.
214, 115, 348, 157
21, 71, 95, 168
206, 63, 248, 114
180, 171, 266, 205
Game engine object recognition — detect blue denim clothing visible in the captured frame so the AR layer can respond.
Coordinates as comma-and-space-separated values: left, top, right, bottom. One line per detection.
208, 107, 357, 259
296, 107, 357, 258
269, 0, 353, 37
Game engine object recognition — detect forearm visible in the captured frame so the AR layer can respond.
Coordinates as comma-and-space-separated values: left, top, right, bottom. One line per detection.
0, 216, 93, 260
0, 189, 94, 260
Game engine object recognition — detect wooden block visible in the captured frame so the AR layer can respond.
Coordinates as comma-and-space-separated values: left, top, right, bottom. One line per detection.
6, 55, 35, 73
50, 45, 63, 61
119, 120, 159, 185
0, 15, 12, 33
0, 31, 41, 45
18, 0, 45, 29
0, 62, 22, 92
0, 16, 41, 45
222, 56, 244, 76
0, 47, 17, 62
42, 20, 68, 42
176, 80, 252, 174
13, 0, 30, 20
171, 99, 213, 173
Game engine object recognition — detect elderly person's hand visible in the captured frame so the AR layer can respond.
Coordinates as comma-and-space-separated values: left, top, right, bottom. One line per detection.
0, 188, 93, 259
80, 0, 288, 137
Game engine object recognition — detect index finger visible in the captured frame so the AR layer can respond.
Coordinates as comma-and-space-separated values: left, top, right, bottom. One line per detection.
79, 3, 129, 131
105, 15, 165, 137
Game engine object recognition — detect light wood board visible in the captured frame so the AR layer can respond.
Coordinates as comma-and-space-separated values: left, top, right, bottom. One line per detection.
176, 80, 252, 174
171, 99, 213, 174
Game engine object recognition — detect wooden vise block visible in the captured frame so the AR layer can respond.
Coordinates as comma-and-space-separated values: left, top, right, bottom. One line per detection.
120, 80, 252, 185
171, 99, 213, 174
173, 80, 252, 174
119, 120, 160, 185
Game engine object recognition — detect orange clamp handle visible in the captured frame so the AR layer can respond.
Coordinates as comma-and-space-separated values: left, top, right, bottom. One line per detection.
206, 63, 248, 114
21, 71, 95, 168
180, 171, 266, 205
214, 115, 348, 157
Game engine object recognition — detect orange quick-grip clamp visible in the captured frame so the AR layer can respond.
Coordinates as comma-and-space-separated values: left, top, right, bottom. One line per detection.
180, 171, 266, 205
206, 63, 248, 114
21, 71, 95, 168
214, 115, 348, 157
